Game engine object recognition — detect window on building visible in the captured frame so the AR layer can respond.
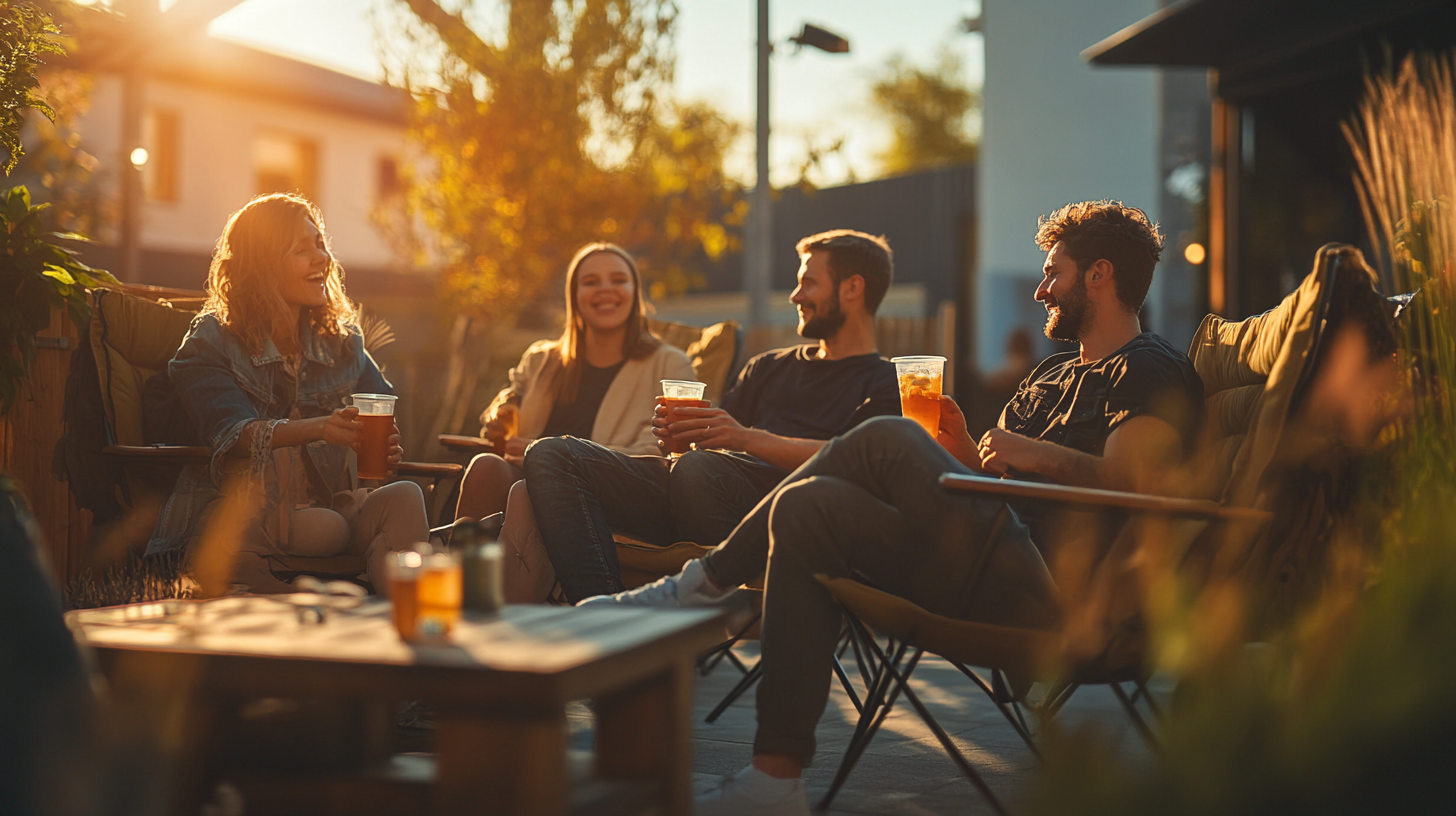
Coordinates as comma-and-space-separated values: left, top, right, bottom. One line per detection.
377, 155, 402, 201
142, 108, 179, 202
254, 131, 318, 201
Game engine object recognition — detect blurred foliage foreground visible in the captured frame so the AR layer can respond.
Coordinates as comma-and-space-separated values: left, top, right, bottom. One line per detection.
1031, 53, 1456, 816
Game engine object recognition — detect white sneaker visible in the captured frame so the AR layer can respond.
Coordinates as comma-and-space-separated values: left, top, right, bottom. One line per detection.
695, 765, 809, 816
577, 558, 735, 609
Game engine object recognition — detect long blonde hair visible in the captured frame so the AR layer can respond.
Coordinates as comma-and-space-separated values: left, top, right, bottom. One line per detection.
202, 193, 358, 354
554, 243, 660, 403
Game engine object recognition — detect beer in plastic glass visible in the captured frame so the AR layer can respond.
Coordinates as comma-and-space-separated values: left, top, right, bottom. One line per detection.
350, 393, 397, 480
891, 356, 946, 438
388, 550, 423, 641
417, 552, 462, 636
659, 379, 709, 457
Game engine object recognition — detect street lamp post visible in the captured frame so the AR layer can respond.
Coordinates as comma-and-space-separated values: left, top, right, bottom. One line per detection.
747, 0, 772, 329
744, 7, 850, 329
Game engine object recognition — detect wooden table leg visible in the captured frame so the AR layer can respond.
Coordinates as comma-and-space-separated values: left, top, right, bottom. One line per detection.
434, 709, 567, 816
103, 650, 221, 815
594, 656, 695, 816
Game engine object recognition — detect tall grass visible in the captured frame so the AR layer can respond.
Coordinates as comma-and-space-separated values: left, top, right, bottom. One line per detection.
1027, 52, 1456, 815
1343, 53, 1456, 464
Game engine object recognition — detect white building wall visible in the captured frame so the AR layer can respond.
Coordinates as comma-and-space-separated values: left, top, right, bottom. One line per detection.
977, 0, 1162, 370
77, 74, 405, 272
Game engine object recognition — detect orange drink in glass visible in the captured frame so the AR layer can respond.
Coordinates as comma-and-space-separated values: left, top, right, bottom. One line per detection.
417, 553, 462, 637
891, 356, 947, 438
388, 551, 423, 640
350, 393, 398, 480
660, 380, 708, 457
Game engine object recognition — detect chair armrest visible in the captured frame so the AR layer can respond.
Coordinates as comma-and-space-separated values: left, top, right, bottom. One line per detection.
395, 461, 464, 478
103, 444, 212, 461
438, 434, 495, 454
939, 473, 1272, 523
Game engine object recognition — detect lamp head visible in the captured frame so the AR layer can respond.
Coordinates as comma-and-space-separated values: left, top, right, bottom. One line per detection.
790, 23, 849, 54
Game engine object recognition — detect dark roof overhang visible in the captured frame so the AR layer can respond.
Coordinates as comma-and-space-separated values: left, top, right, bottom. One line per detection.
1083, 0, 1456, 103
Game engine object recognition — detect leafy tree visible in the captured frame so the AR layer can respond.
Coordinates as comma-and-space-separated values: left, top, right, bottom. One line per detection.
384, 0, 742, 436
0, 1, 62, 174
870, 47, 980, 176
0, 3, 117, 414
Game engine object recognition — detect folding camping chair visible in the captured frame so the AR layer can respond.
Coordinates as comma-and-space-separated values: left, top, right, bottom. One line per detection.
816, 243, 1398, 813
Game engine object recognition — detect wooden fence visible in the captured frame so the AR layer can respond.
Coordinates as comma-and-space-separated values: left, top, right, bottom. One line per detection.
0, 306, 91, 584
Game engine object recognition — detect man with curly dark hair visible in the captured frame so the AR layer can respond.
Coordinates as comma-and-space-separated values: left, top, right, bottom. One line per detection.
1032, 199, 1163, 342
594, 201, 1204, 815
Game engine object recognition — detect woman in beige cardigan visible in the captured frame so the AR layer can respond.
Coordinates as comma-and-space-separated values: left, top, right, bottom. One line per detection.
455, 243, 694, 520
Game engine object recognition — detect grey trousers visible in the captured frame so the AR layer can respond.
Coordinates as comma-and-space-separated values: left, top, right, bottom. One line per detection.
233, 480, 431, 596
700, 417, 1060, 766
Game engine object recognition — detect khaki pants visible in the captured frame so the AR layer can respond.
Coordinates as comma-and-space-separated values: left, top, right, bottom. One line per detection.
232, 481, 430, 595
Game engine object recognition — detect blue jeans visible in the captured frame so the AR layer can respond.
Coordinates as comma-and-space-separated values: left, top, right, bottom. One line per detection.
522, 437, 786, 602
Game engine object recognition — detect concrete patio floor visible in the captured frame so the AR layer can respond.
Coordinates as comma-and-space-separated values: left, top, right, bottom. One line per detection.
568, 642, 1162, 815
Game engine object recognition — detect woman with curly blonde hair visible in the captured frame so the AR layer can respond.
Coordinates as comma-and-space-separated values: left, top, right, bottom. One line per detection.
146, 193, 429, 594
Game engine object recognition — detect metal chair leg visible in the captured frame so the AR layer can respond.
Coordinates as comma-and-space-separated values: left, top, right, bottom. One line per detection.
1039, 679, 1080, 722
995, 669, 1036, 742
818, 641, 913, 811
1111, 682, 1160, 751
889, 658, 1009, 816
697, 612, 762, 676
831, 654, 863, 715
707, 641, 868, 723
705, 662, 762, 723
950, 661, 1040, 758
1135, 677, 1165, 723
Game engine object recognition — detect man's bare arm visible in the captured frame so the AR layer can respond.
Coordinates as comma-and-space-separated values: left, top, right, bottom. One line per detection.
660, 406, 827, 471
736, 430, 828, 471
978, 414, 1183, 493
934, 394, 986, 472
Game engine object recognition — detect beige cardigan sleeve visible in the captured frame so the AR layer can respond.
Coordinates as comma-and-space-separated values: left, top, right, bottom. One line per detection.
590, 343, 695, 455
480, 340, 560, 440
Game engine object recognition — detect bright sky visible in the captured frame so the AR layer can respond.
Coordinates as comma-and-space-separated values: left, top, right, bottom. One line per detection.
207, 0, 983, 187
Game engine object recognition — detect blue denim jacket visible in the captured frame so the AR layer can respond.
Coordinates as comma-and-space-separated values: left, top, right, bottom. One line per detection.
145, 313, 392, 555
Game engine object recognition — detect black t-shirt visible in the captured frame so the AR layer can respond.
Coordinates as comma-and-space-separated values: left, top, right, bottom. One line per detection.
541, 360, 625, 439
997, 332, 1204, 457
996, 332, 1204, 549
719, 345, 901, 441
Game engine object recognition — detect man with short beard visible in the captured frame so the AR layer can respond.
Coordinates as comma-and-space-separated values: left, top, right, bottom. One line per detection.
523, 230, 900, 603
587, 201, 1204, 816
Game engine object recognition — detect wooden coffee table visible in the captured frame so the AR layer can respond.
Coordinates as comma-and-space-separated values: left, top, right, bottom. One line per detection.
68, 597, 724, 816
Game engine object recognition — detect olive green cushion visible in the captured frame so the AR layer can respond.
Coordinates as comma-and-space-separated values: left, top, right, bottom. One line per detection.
90, 288, 199, 447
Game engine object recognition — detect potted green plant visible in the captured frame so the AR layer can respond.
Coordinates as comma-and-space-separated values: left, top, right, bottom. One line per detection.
0, 2, 118, 414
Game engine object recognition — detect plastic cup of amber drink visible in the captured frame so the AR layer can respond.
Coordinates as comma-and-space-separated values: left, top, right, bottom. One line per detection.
387, 550, 423, 641
416, 552, 462, 638
891, 356, 946, 438
349, 393, 398, 480
660, 379, 709, 457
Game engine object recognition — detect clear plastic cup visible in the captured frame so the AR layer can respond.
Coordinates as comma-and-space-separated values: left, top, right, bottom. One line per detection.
416, 552, 462, 638
660, 380, 708, 457
891, 356, 946, 438
387, 550, 423, 641
348, 393, 398, 480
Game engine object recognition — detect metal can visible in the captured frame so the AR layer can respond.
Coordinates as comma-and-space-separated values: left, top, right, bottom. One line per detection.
462, 541, 504, 614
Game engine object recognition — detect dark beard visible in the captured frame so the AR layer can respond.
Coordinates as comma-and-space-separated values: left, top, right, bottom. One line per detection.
1044, 271, 1091, 342
800, 292, 847, 339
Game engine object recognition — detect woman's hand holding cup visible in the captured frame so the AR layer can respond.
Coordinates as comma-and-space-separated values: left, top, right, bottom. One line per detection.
321, 406, 362, 447
387, 426, 403, 465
